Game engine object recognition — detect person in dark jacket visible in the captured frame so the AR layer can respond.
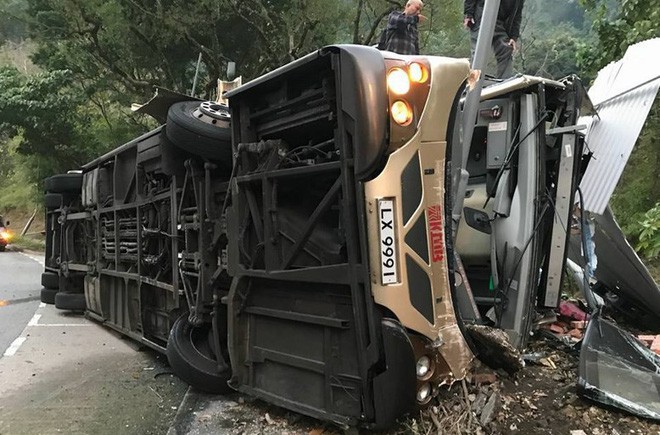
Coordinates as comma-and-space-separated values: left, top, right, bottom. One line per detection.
380, 0, 426, 55
463, 0, 523, 79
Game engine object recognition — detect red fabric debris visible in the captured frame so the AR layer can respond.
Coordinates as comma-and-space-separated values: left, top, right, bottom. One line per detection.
559, 301, 589, 322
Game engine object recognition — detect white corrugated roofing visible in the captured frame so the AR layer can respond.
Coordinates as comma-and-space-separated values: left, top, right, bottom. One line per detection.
579, 38, 660, 215
481, 75, 565, 101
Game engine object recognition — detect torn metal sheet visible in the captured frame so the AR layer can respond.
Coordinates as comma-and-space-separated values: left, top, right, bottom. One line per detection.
131, 87, 201, 124
567, 206, 660, 326
592, 207, 660, 323
578, 312, 660, 421
480, 74, 565, 101
579, 38, 660, 214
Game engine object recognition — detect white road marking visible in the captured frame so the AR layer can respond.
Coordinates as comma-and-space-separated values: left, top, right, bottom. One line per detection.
32, 323, 92, 327
39, 303, 46, 308
3, 337, 26, 357
28, 314, 42, 326
20, 252, 45, 267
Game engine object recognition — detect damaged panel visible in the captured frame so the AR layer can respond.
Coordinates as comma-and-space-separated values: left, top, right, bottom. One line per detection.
578, 313, 660, 421
579, 38, 660, 215
592, 206, 660, 323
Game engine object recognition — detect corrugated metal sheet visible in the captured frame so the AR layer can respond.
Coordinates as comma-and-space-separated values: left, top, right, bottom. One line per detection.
579, 38, 660, 215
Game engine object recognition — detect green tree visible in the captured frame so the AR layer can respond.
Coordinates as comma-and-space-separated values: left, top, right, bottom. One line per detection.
577, 0, 660, 79
0, 66, 143, 184
516, 0, 588, 79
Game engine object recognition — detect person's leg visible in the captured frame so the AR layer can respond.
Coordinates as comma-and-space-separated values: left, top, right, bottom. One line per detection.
492, 22, 514, 79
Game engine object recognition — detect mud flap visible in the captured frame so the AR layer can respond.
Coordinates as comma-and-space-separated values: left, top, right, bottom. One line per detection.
372, 319, 416, 430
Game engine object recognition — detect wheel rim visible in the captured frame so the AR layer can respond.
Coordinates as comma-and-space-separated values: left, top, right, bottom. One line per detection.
194, 101, 231, 127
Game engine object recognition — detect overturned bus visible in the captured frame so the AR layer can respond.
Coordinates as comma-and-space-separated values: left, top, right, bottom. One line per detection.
41, 45, 589, 428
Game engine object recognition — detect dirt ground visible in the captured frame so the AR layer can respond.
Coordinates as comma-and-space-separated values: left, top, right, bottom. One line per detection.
187, 333, 659, 435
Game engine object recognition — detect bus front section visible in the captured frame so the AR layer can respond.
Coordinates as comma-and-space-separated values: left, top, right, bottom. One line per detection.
226, 45, 472, 429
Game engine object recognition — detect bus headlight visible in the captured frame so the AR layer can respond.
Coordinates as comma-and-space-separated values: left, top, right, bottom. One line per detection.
416, 382, 432, 404
416, 355, 433, 379
409, 62, 428, 83
391, 100, 413, 126
387, 68, 410, 95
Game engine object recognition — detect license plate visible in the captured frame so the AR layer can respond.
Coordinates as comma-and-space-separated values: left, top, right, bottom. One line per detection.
378, 199, 398, 285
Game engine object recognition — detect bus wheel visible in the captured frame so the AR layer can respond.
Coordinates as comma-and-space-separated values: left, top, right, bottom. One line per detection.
54, 291, 86, 311
44, 173, 83, 193
165, 101, 232, 165
41, 272, 60, 289
40, 287, 58, 304
167, 313, 232, 394
44, 193, 63, 209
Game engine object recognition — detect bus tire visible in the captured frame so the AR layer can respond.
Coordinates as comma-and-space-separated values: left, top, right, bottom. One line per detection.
165, 101, 232, 164
166, 313, 232, 394
44, 193, 63, 209
41, 272, 60, 289
40, 287, 58, 304
45, 174, 83, 193
54, 291, 86, 311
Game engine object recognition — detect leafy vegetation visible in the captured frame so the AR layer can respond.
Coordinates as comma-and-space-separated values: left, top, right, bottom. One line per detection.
633, 203, 660, 259
578, 0, 660, 79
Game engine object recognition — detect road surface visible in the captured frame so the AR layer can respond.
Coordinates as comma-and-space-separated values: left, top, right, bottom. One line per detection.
0, 250, 329, 434
0, 250, 42, 356
0, 249, 188, 434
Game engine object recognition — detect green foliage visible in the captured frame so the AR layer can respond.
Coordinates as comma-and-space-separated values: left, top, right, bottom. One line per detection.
610, 98, 660, 259
0, 134, 40, 213
515, 0, 589, 79
0, 66, 97, 180
633, 203, 660, 259
518, 23, 585, 78
0, 65, 146, 187
577, 0, 660, 79
0, 0, 27, 41
23, 0, 349, 102
0, 163, 39, 210
12, 234, 46, 251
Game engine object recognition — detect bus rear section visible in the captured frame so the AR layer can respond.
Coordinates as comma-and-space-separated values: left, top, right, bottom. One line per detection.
225, 45, 472, 428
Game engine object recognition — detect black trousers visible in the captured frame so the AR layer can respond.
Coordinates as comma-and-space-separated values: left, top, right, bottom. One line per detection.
470, 20, 514, 79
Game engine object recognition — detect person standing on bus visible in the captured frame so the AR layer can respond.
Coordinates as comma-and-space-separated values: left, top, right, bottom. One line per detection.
463, 0, 523, 79
378, 0, 426, 55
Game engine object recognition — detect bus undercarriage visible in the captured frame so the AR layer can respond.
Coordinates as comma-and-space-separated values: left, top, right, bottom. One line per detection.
41, 45, 589, 428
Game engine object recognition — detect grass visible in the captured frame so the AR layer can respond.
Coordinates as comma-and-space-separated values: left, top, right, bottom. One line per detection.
10, 234, 45, 252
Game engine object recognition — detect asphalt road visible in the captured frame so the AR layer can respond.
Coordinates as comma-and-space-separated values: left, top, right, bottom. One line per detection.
0, 249, 321, 435
0, 250, 43, 356
0, 249, 189, 434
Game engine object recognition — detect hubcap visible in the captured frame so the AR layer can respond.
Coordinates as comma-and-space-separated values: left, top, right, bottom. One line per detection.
193, 101, 231, 127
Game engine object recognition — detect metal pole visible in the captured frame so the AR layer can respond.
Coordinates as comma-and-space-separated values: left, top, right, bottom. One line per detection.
452, 0, 501, 239
461, 0, 500, 171
190, 51, 203, 97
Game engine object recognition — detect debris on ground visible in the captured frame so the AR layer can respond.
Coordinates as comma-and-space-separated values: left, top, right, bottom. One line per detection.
466, 324, 524, 373
539, 300, 591, 343
578, 313, 660, 421
637, 334, 660, 355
